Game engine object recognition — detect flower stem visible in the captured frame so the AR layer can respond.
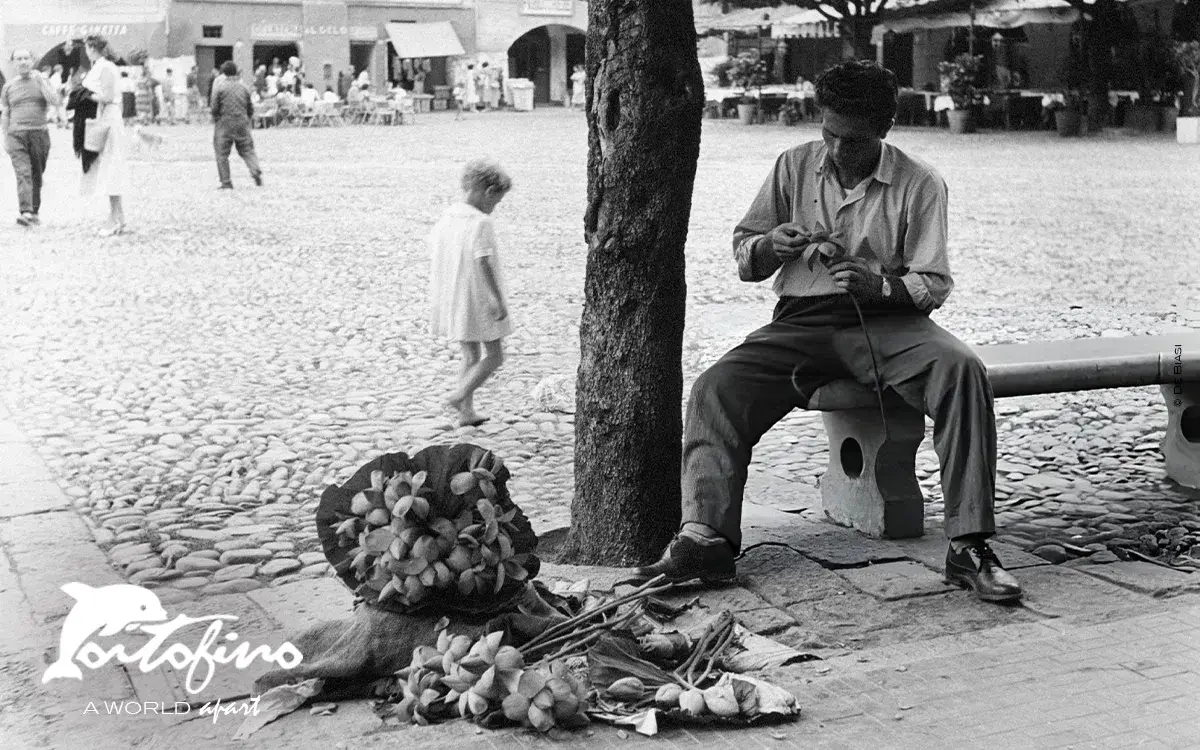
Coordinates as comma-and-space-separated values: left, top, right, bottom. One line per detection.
520, 575, 669, 652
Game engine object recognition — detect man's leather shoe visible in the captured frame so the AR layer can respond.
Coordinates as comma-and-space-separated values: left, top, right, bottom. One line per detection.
945, 541, 1022, 602
633, 533, 737, 585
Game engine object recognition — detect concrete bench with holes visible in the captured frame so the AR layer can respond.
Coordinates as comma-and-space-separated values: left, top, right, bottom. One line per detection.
805, 333, 1200, 538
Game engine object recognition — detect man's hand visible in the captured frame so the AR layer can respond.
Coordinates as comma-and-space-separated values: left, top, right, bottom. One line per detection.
492, 302, 508, 322
827, 257, 884, 300
766, 223, 812, 263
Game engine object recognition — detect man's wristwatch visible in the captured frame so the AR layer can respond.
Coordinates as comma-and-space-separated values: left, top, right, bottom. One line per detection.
880, 276, 893, 299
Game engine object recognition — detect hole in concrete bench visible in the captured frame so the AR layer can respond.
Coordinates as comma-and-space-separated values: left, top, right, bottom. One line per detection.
1183, 406, 1200, 443
840, 437, 864, 478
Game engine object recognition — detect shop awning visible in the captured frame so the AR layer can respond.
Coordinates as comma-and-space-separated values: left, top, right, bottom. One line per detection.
772, 10, 841, 39
0, 0, 168, 60
696, 4, 810, 35
385, 22, 465, 59
2, 22, 168, 59
871, 0, 1079, 44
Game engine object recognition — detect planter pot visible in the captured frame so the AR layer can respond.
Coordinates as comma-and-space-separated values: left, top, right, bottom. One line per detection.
946, 109, 974, 134
737, 103, 758, 125
1054, 109, 1084, 137
1178, 116, 1200, 144
1126, 104, 1161, 133
1163, 106, 1179, 134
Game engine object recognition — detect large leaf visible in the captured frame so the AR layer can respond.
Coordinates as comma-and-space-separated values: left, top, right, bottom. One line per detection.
364, 527, 395, 554
587, 634, 676, 692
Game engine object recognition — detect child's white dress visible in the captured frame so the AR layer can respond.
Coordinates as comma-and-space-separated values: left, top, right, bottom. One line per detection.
428, 203, 513, 343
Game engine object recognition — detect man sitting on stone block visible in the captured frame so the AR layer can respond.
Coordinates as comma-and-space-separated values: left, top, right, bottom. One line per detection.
636, 60, 1022, 604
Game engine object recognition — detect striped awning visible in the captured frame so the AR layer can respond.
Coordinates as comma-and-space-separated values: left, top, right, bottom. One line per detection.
870, 0, 1079, 44
696, 4, 809, 34
772, 10, 841, 39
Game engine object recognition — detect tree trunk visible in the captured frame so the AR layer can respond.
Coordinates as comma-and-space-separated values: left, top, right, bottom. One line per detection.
560, 0, 704, 566
842, 16, 877, 61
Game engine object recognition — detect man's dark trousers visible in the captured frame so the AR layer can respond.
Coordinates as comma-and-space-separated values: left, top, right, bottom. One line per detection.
6, 129, 50, 216
214, 123, 261, 187
681, 295, 997, 551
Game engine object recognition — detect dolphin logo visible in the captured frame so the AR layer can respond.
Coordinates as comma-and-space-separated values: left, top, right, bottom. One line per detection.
42, 582, 169, 683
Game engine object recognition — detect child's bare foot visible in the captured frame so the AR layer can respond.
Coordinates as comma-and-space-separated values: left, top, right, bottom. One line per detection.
457, 413, 488, 428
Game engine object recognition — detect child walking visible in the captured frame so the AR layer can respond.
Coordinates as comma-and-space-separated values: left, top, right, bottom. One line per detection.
428, 159, 514, 427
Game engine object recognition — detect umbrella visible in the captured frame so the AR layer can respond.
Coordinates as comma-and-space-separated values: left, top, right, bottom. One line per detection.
36, 40, 126, 78
38, 40, 88, 74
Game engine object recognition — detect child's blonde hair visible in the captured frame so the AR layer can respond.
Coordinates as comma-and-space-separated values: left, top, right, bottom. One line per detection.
462, 159, 512, 194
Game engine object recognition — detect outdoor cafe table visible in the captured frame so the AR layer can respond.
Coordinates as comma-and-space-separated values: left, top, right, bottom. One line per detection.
704, 85, 809, 104
899, 87, 1142, 129
411, 94, 433, 114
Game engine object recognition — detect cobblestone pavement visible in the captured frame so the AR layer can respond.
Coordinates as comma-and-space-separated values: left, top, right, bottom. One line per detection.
4, 404, 1200, 749
1, 110, 1199, 599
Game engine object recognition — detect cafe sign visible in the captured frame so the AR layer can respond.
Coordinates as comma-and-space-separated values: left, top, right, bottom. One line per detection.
521, 0, 574, 17
251, 23, 353, 40
39, 24, 133, 37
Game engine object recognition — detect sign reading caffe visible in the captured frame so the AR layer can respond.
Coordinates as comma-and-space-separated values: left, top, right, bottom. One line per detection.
39, 24, 132, 37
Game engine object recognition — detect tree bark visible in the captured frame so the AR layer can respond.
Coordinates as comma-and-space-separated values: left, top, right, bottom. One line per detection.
560, 0, 704, 566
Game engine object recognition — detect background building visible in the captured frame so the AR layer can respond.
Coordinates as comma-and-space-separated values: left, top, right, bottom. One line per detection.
1, 1, 591, 104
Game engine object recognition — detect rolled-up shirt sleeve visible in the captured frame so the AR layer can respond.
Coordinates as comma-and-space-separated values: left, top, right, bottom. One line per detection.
733, 152, 793, 282
899, 175, 954, 310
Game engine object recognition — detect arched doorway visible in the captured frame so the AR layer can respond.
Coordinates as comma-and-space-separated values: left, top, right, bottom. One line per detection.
507, 23, 584, 105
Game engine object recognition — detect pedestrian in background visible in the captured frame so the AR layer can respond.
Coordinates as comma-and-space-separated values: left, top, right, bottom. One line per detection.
569, 64, 586, 110
210, 61, 263, 190
1, 48, 59, 227
79, 34, 130, 236
52, 64, 69, 127
161, 68, 176, 124
428, 159, 514, 427
185, 65, 200, 122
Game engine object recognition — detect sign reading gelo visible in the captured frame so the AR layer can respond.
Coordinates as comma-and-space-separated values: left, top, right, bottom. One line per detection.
251, 23, 353, 39
521, 0, 574, 16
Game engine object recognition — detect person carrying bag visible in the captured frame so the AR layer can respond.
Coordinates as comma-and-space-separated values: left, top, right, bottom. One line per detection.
83, 104, 109, 152
77, 34, 130, 236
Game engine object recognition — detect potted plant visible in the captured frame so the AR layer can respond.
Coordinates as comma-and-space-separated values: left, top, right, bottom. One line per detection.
1047, 51, 1088, 137
727, 54, 769, 125
1174, 41, 1200, 144
937, 53, 983, 134
1128, 33, 1175, 133
1045, 89, 1086, 136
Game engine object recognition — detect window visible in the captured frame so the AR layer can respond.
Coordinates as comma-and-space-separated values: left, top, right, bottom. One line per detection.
202, 26, 223, 39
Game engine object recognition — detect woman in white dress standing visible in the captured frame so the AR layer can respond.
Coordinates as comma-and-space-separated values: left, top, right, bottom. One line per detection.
570, 64, 586, 111
80, 35, 129, 236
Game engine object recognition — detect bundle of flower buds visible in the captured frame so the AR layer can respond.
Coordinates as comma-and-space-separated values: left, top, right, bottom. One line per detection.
375, 622, 590, 733
331, 450, 529, 609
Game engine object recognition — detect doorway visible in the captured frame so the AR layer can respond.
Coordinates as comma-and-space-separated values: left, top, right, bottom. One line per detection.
566, 31, 584, 94
350, 42, 374, 79
253, 42, 299, 73
508, 27, 550, 104
195, 45, 233, 100
882, 32, 914, 88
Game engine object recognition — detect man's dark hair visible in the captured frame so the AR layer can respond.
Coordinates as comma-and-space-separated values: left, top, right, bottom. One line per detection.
815, 60, 898, 130
220, 61, 238, 77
